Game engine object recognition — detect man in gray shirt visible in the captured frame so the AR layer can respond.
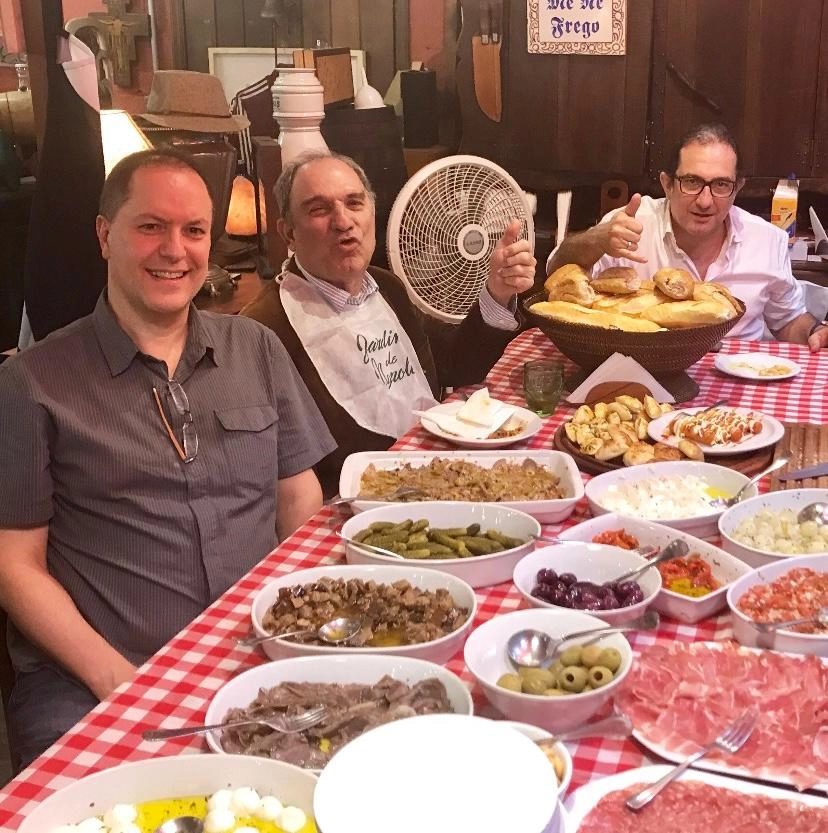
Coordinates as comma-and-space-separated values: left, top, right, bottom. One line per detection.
0, 148, 335, 769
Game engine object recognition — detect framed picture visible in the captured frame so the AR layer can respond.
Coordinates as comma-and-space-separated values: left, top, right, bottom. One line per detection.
527, 0, 626, 56
208, 47, 367, 101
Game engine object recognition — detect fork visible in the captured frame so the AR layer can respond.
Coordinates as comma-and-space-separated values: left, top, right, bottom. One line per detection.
142, 704, 328, 741
624, 710, 756, 811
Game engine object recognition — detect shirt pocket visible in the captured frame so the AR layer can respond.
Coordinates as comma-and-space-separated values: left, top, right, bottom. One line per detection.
215, 405, 279, 490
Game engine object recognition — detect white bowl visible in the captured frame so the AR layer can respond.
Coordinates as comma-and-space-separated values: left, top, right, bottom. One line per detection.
726, 553, 828, 655
559, 513, 754, 624
250, 564, 477, 664
341, 501, 540, 588
500, 720, 573, 795
314, 713, 561, 833
584, 461, 756, 540
463, 608, 633, 733
338, 449, 585, 523
718, 488, 828, 567
512, 542, 661, 625
18, 754, 316, 833
204, 654, 474, 758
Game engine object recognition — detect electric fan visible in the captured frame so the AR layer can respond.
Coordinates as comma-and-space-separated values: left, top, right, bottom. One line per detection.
386, 155, 535, 323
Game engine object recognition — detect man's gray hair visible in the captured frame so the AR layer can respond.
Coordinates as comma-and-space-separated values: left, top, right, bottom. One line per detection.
274, 150, 376, 227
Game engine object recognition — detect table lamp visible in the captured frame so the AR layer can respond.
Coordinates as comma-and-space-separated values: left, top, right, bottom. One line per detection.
100, 109, 152, 176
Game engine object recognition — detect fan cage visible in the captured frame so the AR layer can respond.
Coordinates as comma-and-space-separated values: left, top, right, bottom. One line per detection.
387, 155, 535, 323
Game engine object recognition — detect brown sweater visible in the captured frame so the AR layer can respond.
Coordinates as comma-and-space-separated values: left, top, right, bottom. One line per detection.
240, 263, 516, 497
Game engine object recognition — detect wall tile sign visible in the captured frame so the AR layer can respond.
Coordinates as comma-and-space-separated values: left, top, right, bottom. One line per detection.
527, 0, 626, 55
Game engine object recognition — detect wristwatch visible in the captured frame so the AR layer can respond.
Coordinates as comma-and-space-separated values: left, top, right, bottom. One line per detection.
808, 318, 828, 338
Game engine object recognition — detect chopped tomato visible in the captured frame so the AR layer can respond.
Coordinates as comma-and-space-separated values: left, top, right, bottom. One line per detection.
592, 529, 640, 550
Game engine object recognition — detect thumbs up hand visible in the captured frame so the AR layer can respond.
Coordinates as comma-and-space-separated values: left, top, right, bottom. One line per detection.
604, 193, 647, 263
486, 218, 537, 307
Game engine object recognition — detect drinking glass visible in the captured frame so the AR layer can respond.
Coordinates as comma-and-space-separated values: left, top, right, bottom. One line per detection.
523, 360, 564, 416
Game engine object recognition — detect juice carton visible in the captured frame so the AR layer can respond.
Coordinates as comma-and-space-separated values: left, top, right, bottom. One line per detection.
771, 176, 798, 243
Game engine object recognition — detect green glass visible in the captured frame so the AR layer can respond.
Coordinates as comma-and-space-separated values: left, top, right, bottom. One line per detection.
523, 360, 564, 416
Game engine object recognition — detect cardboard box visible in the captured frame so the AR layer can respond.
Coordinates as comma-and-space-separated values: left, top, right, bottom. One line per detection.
292, 48, 354, 108
771, 177, 798, 242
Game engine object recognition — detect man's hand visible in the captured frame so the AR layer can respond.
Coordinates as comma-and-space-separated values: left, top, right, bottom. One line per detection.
486, 219, 537, 307
602, 194, 647, 263
808, 324, 828, 352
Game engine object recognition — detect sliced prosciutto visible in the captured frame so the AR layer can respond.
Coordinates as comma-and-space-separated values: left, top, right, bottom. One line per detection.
616, 641, 828, 790
578, 780, 828, 833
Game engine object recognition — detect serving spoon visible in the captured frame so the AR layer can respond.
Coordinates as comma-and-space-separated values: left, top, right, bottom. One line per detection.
155, 819, 203, 833
750, 606, 828, 633
611, 539, 689, 585
712, 456, 790, 509
534, 711, 633, 749
324, 485, 422, 506
797, 501, 828, 527
506, 609, 660, 669
236, 616, 363, 648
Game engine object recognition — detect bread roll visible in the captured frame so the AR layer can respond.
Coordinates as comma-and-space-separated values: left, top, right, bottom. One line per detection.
692, 283, 742, 316
591, 266, 642, 295
544, 263, 591, 292
678, 438, 705, 461
653, 442, 682, 461
623, 442, 656, 467
640, 300, 735, 328
594, 290, 663, 316
653, 267, 695, 300
529, 301, 665, 332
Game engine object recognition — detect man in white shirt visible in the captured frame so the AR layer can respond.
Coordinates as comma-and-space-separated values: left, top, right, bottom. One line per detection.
241, 151, 537, 495
547, 123, 828, 350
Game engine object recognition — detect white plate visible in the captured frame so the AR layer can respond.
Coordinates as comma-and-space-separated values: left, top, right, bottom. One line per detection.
564, 765, 827, 831
419, 401, 542, 448
628, 642, 828, 793
647, 406, 784, 456
338, 450, 585, 523
714, 351, 801, 380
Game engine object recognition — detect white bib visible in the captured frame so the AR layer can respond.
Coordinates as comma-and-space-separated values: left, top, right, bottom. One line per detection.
279, 271, 439, 438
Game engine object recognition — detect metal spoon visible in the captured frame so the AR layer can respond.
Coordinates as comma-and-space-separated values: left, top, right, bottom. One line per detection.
611, 539, 689, 585
155, 819, 203, 833
750, 606, 828, 633
506, 609, 660, 669
334, 529, 406, 560
713, 456, 790, 509
797, 501, 828, 527
236, 615, 362, 648
534, 711, 633, 748
325, 485, 422, 506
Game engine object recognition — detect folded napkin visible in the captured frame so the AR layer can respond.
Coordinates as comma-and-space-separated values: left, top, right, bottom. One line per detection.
566, 353, 675, 404
414, 388, 517, 439
810, 207, 828, 256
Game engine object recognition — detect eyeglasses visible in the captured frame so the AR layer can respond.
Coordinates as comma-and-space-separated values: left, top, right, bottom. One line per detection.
674, 174, 738, 198
152, 381, 198, 463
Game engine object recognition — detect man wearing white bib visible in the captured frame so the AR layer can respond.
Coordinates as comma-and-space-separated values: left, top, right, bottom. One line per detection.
241, 151, 537, 496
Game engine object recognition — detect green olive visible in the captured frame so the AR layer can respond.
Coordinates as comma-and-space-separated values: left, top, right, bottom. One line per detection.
545, 688, 567, 697
580, 644, 604, 667
597, 647, 623, 673
559, 665, 589, 693
587, 665, 615, 688
558, 645, 583, 667
497, 673, 523, 692
517, 667, 556, 687
522, 676, 549, 696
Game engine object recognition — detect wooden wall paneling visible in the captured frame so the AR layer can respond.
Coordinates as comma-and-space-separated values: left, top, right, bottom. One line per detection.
302, 0, 332, 48
618, 0, 654, 175
331, 0, 360, 47
750, 0, 822, 175
271, 0, 302, 47
359, 0, 397, 92
812, 1, 828, 176
395, 0, 410, 71
241, 0, 274, 48
216, 0, 245, 46
183, 0, 217, 72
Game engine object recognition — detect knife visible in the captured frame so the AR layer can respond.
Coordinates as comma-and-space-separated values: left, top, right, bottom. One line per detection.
777, 462, 828, 481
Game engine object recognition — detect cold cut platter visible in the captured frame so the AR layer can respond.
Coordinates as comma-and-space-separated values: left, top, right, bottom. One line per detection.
617, 641, 828, 793
563, 765, 828, 832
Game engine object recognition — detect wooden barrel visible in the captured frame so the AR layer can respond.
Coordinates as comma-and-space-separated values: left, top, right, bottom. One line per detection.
321, 106, 407, 269
0, 91, 35, 144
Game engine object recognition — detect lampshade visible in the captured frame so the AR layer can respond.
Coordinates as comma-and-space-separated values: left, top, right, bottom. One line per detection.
100, 109, 152, 176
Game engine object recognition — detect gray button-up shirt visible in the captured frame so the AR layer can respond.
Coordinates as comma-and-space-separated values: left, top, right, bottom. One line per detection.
0, 295, 335, 670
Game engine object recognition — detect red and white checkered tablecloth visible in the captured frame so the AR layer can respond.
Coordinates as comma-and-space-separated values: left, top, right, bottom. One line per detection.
0, 335, 825, 830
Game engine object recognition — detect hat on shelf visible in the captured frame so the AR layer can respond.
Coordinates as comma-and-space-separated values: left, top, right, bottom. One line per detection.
141, 70, 250, 133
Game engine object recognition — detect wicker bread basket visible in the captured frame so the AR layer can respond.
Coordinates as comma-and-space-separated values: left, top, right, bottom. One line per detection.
522, 291, 745, 375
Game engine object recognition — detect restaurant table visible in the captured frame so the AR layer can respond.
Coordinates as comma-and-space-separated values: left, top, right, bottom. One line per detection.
1, 332, 827, 830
